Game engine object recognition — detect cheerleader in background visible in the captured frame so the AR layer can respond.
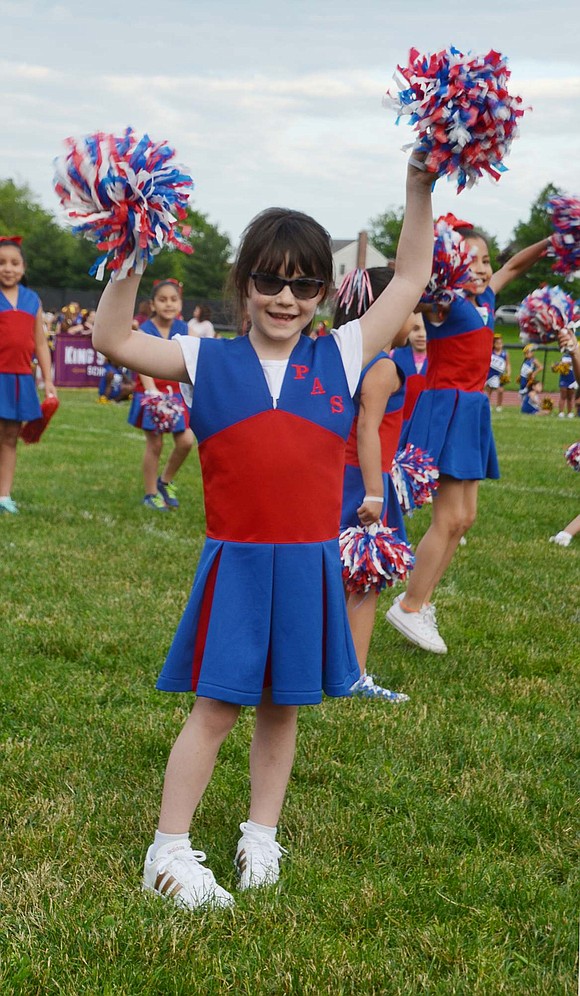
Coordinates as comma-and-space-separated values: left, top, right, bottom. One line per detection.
334, 267, 413, 702
0, 236, 57, 514
127, 279, 194, 510
552, 349, 578, 418
485, 332, 511, 412
386, 221, 550, 653
550, 328, 580, 546
519, 343, 542, 394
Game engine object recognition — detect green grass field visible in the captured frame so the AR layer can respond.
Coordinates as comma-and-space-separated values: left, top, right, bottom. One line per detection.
1, 391, 578, 995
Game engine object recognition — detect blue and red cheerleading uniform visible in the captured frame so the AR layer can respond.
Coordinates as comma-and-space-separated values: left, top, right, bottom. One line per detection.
127, 318, 189, 432
340, 354, 406, 542
0, 286, 43, 422
391, 343, 428, 435
156, 328, 361, 706
486, 347, 509, 390
400, 287, 499, 480
558, 354, 578, 391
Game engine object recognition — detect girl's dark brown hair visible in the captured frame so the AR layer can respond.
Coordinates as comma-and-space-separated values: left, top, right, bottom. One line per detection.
229, 207, 333, 323
197, 304, 212, 322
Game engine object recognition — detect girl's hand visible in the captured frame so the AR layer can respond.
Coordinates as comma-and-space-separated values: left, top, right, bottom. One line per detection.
44, 381, 57, 398
558, 329, 578, 352
357, 497, 383, 527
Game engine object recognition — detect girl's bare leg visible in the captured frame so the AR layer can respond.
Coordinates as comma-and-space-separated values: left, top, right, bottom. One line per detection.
346, 590, 379, 674
161, 428, 195, 482
0, 420, 20, 495
403, 478, 479, 610
158, 697, 241, 833
249, 688, 298, 827
142, 430, 164, 494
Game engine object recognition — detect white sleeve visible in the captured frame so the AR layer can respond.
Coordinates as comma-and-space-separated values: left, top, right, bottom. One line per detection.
175, 333, 201, 408
330, 319, 363, 397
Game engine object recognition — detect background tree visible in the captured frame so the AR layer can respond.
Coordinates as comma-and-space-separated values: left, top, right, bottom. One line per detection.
368, 206, 405, 260
0, 179, 73, 287
0, 178, 232, 300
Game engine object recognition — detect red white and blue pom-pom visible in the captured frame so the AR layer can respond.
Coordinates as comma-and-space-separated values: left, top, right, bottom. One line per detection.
140, 391, 183, 433
421, 217, 475, 305
565, 441, 580, 472
339, 522, 415, 594
54, 129, 193, 280
384, 47, 526, 192
518, 285, 579, 344
391, 444, 439, 515
546, 194, 580, 277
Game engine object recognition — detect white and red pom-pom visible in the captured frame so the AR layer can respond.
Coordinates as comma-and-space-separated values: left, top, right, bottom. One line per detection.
385, 47, 526, 192
565, 441, 580, 472
518, 286, 579, 344
339, 522, 415, 594
140, 392, 183, 433
421, 217, 475, 305
391, 444, 439, 515
54, 129, 193, 280
546, 195, 580, 277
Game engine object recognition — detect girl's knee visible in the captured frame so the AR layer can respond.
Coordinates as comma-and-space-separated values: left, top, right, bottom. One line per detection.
193, 698, 240, 739
174, 429, 194, 453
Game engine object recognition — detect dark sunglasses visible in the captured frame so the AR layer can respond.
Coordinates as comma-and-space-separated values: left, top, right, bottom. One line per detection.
250, 272, 325, 300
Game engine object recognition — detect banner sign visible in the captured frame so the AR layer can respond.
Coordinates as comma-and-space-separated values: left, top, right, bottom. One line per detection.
53, 335, 106, 387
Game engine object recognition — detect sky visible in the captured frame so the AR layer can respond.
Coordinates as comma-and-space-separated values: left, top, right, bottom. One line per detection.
2, 0, 580, 251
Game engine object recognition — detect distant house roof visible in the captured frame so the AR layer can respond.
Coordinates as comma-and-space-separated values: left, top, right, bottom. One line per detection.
331, 239, 354, 253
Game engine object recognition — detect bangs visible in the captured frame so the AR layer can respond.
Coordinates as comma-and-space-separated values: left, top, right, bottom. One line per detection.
253, 218, 332, 282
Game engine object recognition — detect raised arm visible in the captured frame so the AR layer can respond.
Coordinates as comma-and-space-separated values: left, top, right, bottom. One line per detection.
359, 162, 434, 367
92, 275, 188, 383
490, 238, 550, 295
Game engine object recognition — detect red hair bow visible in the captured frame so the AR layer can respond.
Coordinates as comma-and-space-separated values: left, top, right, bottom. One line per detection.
437, 213, 473, 231
0, 235, 23, 245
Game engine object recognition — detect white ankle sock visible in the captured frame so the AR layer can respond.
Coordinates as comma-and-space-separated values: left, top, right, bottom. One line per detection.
151, 829, 189, 858
245, 819, 277, 839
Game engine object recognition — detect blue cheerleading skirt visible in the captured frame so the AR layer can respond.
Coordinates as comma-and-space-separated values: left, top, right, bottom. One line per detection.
340, 464, 407, 541
127, 391, 188, 433
400, 388, 499, 481
0, 373, 42, 422
156, 537, 360, 706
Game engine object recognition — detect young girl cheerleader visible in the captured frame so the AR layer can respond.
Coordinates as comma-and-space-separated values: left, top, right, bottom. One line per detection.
552, 349, 578, 418
550, 328, 580, 546
92, 158, 434, 909
127, 279, 195, 509
391, 311, 428, 432
386, 224, 551, 653
0, 236, 56, 513
334, 267, 412, 703
486, 332, 511, 412
519, 343, 542, 394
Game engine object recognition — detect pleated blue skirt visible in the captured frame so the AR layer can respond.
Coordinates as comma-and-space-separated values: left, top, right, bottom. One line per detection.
400, 388, 499, 480
157, 537, 360, 706
0, 373, 42, 422
127, 391, 188, 433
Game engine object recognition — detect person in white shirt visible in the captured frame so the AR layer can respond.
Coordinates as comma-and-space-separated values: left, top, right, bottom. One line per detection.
188, 304, 215, 338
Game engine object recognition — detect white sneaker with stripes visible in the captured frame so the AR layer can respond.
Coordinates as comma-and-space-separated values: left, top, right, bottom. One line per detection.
234, 823, 287, 890
143, 840, 234, 909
